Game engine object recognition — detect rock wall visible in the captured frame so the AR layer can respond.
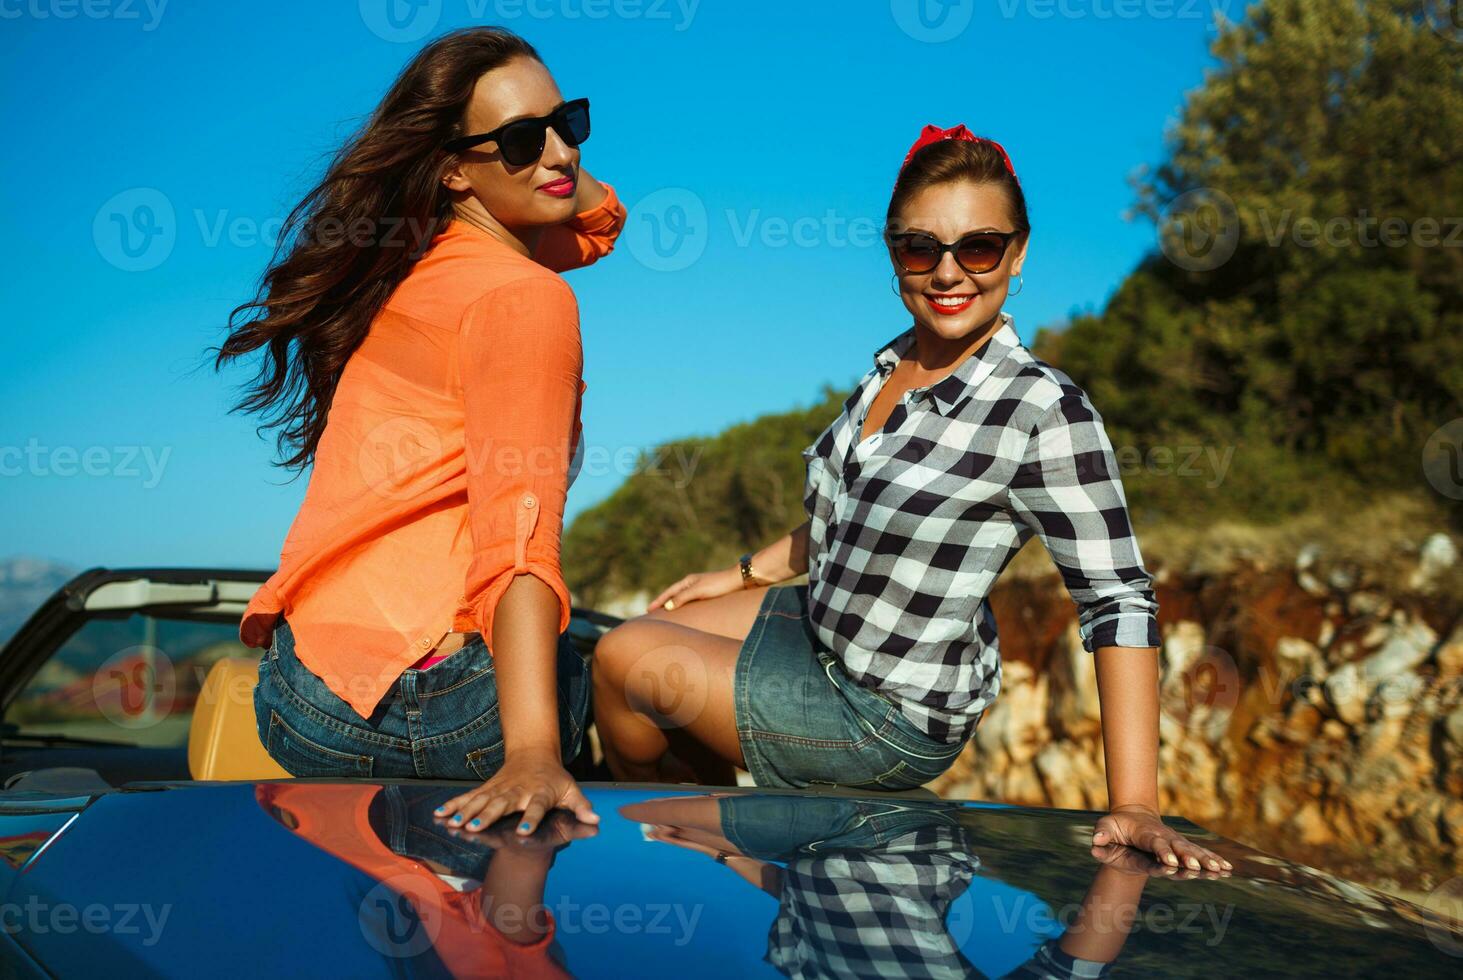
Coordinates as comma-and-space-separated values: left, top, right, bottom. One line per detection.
932, 532, 1463, 893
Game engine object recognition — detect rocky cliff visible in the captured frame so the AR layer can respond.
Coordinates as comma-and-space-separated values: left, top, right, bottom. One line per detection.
933, 531, 1462, 895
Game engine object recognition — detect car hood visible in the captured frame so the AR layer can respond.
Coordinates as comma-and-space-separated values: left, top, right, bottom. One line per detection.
0, 780, 1458, 978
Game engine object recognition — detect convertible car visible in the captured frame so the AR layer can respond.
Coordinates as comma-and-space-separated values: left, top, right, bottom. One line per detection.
0, 568, 1458, 977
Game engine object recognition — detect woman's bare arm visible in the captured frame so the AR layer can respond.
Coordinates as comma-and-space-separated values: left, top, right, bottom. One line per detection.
1091, 646, 1232, 872
749, 519, 811, 582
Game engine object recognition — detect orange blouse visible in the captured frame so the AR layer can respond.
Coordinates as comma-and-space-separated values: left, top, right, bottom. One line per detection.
255, 783, 569, 979
239, 186, 626, 720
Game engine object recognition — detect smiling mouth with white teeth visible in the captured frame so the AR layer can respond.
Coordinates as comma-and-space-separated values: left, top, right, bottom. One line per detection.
929, 294, 974, 307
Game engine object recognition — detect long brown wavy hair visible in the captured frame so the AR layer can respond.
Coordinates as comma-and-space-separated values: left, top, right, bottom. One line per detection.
211, 27, 540, 473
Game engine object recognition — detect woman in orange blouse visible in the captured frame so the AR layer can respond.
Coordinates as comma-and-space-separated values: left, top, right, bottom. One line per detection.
215, 27, 624, 836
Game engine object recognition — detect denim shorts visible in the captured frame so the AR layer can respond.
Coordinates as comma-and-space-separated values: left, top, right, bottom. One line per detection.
732, 585, 970, 791
254, 614, 590, 780
717, 793, 962, 860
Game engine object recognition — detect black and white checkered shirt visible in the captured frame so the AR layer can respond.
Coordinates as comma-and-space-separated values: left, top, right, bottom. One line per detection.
803, 311, 1161, 743
767, 822, 981, 979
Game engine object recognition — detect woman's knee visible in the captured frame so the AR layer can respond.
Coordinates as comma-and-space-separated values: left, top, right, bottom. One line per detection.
593, 619, 648, 691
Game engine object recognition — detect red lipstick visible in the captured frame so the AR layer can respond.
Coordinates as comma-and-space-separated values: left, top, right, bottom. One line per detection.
538, 175, 576, 198
925, 293, 976, 316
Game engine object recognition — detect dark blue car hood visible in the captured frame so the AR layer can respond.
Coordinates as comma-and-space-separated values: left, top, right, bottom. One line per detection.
0, 780, 1457, 978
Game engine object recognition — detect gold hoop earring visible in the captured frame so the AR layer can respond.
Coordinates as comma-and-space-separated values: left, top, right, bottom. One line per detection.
1009, 273, 1024, 297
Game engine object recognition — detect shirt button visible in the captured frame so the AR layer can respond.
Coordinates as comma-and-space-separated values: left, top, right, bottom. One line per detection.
417, 637, 431, 649
523, 496, 536, 508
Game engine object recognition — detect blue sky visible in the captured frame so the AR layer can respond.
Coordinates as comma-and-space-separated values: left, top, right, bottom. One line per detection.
1, 0, 1231, 570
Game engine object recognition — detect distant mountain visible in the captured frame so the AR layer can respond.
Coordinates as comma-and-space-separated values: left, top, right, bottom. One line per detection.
0, 557, 75, 646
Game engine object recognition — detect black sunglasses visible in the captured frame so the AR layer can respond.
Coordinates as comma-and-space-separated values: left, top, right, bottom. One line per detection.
443, 98, 591, 167
887, 229, 1022, 276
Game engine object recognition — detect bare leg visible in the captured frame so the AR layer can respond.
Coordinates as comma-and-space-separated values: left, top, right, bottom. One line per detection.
640, 584, 771, 639
593, 611, 754, 784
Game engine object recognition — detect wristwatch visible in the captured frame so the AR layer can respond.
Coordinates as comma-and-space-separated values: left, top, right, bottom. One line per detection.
738, 553, 761, 589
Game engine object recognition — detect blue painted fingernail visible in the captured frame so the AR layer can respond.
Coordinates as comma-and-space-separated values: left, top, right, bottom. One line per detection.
434, 806, 445, 814
520, 822, 531, 831
469, 818, 481, 827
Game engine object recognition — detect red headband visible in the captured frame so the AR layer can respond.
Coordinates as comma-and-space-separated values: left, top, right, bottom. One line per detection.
898, 124, 1020, 188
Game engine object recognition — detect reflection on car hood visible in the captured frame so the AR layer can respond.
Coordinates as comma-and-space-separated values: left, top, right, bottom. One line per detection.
0, 781, 1458, 978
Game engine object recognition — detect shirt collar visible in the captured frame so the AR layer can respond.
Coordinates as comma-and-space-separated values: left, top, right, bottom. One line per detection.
871, 311, 1019, 417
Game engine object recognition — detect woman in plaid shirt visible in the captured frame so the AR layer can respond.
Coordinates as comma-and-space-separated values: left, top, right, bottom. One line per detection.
592, 124, 1230, 874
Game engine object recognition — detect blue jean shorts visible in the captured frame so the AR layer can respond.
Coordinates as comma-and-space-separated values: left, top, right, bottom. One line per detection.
717, 793, 962, 860
254, 615, 590, 780
732, 585, 970, 791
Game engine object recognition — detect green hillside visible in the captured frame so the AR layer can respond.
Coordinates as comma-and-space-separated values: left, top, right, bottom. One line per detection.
564, 386, 847, 607
565, 0, 1463, 604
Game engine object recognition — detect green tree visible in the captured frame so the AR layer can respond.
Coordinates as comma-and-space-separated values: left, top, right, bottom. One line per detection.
1037, 0, 1462, 521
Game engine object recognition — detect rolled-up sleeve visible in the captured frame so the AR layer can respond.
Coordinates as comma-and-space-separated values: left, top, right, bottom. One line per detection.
1007, 389, 1160, 651
532, 182, 627, 273
457, 275, 581, 647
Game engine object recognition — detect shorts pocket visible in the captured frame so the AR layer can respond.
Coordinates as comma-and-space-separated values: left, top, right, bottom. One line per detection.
267, 709, 374, 778
854, 760, 929, 792
465, 742, 504, 781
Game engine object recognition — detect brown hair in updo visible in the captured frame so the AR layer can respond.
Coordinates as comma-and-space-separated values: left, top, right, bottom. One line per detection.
886, 139, 1030, 236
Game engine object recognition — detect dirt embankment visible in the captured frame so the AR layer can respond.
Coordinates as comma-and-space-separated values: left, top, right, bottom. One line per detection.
934, 529, 1463, 895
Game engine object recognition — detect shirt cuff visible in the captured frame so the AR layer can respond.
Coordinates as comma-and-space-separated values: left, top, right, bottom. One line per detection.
471, 561, 574, 650
1083, 609, 1161, 651
568, 182, 624, 235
